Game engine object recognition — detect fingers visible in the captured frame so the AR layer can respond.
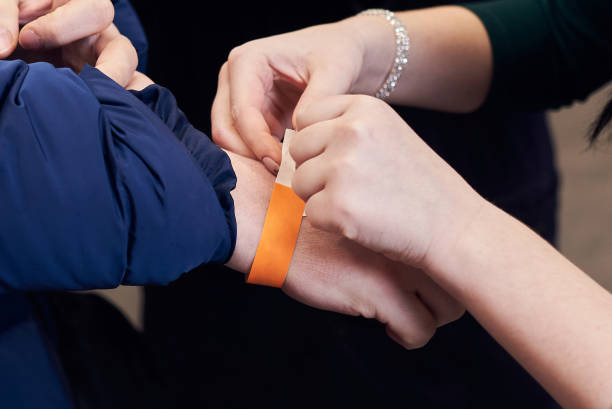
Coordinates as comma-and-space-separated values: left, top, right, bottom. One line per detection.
291, 153, 329, 202
293, 94, 354, 131
289, 120, 333, 167
292, 67, 354, 130
0, 0, 19, 57
413, 275, 465, 326
227, 48, 282, 173
93, 26, 138, 87
302, 191, 348, 237
211, 62, 257, 158
380, 290, 437, 350
126, 71, 154, 91
18, 0, 53, 25
19, 0, 114, 50
384, 269, 464, 348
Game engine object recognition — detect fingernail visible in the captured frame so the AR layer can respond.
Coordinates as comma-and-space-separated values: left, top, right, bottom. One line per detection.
20, 29, 41, 49
262, 157, 280, 175
0, 29, 14, 55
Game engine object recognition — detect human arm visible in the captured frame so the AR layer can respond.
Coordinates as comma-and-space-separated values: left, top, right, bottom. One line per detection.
290, 94, 612, 408
427, 192, 612, 409
212, 0, 612, 171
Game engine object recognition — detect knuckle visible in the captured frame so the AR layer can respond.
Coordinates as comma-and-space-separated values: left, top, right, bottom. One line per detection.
405, 324, 436, 349
450, 306, 466, 322
327, 192, 359, 240
305, 204, 326, 230
217, 62, 228, 81
230, 104, 240, 122
339, 217, 359, 241
94, 1, 115, 27
40, 16, 61, 41
443, 303, 466, 324
293, 105, 308, 129
354, 94, 375, 106
227, 44, 248, 63
118, 34, 137, 59
356, 301, 376, 320
211, 126, 230, 147
339, 118, 367, 142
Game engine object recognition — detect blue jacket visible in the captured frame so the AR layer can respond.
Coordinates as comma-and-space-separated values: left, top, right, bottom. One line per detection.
0, 2, 236, 407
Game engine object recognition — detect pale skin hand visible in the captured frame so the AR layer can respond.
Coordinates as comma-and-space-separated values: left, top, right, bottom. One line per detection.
291, 94, 612, 408
211, 6, 492, 173
224, 149, 464, 349
0, 0, 138, 87
290, 94, 482, 267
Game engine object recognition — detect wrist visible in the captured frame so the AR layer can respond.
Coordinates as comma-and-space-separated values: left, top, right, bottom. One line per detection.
422, 197, 508, 298
420, 186, 490, 281
340, 14, 397, 96
224, 151, 274, 274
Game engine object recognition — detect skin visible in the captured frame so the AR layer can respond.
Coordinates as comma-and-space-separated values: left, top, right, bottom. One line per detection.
0, 0, 138, 87
290, 94, 612, 408
212, 5, 612, 408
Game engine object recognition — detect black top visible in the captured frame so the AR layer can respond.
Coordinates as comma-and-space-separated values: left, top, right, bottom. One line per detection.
465, 0, 612, 109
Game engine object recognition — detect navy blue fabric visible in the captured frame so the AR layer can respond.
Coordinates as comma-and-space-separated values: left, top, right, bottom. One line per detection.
0, 294, 74, 409
0, 61, 235, 292
112, 0, 148, 72
0, 5, 236, 405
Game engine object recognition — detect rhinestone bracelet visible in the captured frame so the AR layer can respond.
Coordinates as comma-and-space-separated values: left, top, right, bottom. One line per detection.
358, 9, 410, 100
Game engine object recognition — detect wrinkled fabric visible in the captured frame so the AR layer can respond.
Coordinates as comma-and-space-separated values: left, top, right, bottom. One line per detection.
0, 22, 236, 409
0, 61, 235, 292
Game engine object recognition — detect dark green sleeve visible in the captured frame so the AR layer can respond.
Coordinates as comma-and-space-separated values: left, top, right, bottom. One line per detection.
462, 0, 612, 110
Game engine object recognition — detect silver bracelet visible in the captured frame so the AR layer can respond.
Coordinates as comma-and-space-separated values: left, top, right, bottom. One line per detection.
358, 9, 410, 100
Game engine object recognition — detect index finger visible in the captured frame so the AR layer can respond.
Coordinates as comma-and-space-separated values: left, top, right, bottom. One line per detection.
93, 25, 137, 87
211, 62, 257, 158
227, 48, 282, 173
293, 94, 354, 131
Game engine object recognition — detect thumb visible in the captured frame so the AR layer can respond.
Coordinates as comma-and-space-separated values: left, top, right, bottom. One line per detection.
0, 0, 19, 58
292, 66, 353, 130
382, 291, 437, 350
19, 0, 114, 50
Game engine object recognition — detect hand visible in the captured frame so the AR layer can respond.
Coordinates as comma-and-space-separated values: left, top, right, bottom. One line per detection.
225, 150, 464, 349
283, 220, 465, 349
290, 95, 484, 268
211, 15, 396, 173
1, 0, 138, 87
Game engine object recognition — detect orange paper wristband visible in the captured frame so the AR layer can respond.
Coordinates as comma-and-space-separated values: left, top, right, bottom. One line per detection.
247, 183, 306, 287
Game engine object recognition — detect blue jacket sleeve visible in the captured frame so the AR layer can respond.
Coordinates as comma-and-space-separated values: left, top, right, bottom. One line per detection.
0, 61, 236, 292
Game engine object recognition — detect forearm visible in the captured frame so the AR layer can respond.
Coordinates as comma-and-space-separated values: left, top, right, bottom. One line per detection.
427, 201, 612, 408
350, 6, 492, 112
353, 0, 612, 112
